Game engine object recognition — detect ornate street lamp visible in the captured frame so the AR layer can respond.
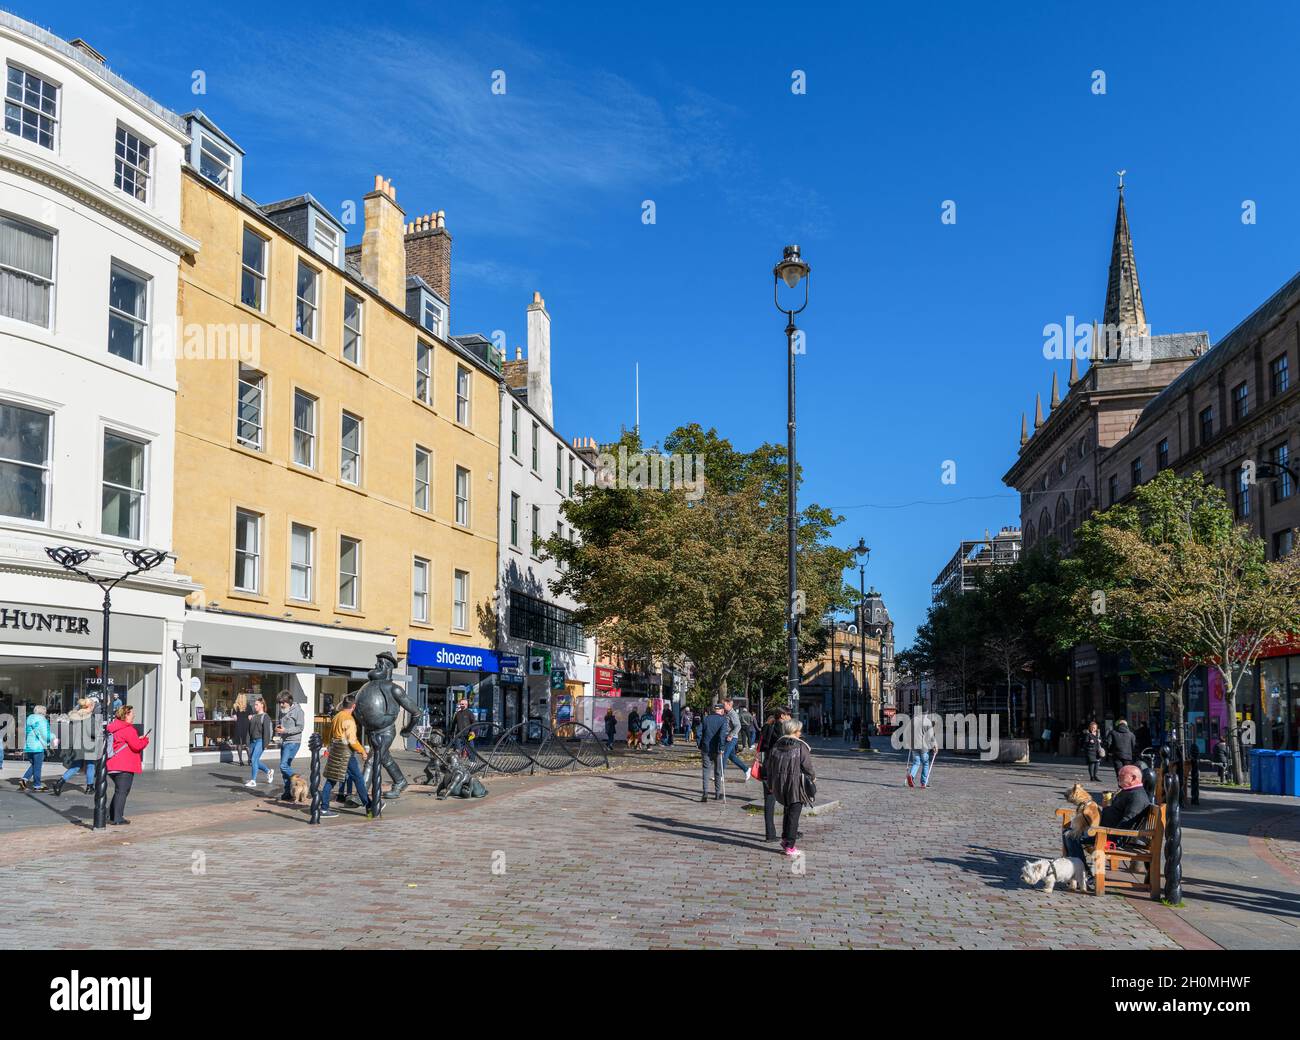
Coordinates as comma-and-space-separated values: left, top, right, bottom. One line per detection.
774, 246, 810, 717
45, 546, 169, 830
853, 538, 870, 743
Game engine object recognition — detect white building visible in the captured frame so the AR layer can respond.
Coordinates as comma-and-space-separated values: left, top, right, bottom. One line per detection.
0, 15, 199, 769
489, 293, 596, 730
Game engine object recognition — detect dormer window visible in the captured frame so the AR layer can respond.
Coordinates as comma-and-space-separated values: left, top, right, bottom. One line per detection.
187, 113, 244, 197
312, 218, 340, 266
198, 135, 233, 190
423, 295, 446, 338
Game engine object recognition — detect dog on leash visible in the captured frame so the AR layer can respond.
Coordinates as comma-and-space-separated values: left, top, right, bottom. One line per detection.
1020, 857, 1087, 892
288, 774, 311, 805
1063, 782, 1101, 840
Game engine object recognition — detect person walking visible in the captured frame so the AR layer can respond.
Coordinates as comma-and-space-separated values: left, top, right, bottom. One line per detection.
906, 711, 939, 788
842, 717, 852, 743
681, 707, 693, 738
698, 703, 729, 802
758, 708, 791, 841
244, 697, 275, 787
765, 719, 815, 856
661, 705, 675, 746
52, 698, 98, 796
451, 697, 476, 740
19, 704, 52, 791
231, 692, 252, 766
321, 693, 370, 818
722, 698, 748, 779
603, 708, 617, 750
275, 692, 305, 802
738, 705, 755, 750
1106, 718, 1138, 781
105, 704, 149, 825
1081, 720, 1105, 782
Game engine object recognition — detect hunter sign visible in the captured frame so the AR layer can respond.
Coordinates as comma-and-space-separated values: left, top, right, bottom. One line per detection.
0, 603, 161, 653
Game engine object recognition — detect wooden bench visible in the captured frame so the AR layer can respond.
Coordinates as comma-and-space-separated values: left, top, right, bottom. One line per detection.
1054, 775, 1166, 899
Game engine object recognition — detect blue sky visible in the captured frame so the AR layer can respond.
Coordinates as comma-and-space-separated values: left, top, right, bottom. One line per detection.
35, 0, 1300, 645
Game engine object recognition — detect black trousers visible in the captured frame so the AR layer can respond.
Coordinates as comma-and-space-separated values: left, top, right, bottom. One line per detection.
1087, 759, 1101, 781
782, 802, 802, 848
764, 790, 777, 839
109, 771, 134, 822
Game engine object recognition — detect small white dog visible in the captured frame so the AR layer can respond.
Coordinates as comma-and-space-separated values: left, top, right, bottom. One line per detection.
1020, 857, 1087, 892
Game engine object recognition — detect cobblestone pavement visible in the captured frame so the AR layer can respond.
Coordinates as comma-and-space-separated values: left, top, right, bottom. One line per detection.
8, 739, 1295, 949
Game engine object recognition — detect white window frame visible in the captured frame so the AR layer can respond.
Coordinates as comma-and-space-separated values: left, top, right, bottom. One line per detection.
510, 492, 520, 547
412, 556, 430, 623
531, 504, 541, 558
292, 390, 316, 468
452, 569, 469, 631
455, 466, 470, 526
0, 399, 51, 524
343, 292, 364, 365
4, 63, 59, 151
240, 226, 268, 312
313, 219, 340, 266
289, 523, 315, 602
197, 132, 234, 191
236, 366, 265, 451
511, 404, 520, 458
340, 411, 363, 486
414, 445, 431, 511
415, 341, 432, 403
531, 422, 539, 472
233, 508, 262, 592
113, 124, 152, 203
107, 261, 150, 366
0, 214, 55, 329
339, 536, 361, 610
422, 295, 447, 339
296, 259, 319, 340
455, 364, 471, 425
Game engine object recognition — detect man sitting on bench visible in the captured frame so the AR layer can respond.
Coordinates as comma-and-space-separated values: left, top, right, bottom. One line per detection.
1064, 764, 1152, 889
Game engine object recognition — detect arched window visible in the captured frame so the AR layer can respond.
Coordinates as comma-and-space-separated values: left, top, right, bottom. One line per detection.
1074, 479, 1091, 519
1039, 508, 1053, 540
1024, 520, 1037, 548
1056, 495, 1072, 548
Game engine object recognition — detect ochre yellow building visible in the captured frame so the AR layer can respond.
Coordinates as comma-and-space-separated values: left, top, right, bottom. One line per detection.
172, 112, 500, 758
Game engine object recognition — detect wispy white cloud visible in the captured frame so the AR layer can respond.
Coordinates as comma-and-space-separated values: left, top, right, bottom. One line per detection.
211, 25, 733, 236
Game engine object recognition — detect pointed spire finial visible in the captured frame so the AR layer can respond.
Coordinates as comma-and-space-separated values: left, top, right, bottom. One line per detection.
1034, 393, 1044, 429
1069, 349, 1080, 386
1020, 412, 1029, 446
1103, 174, 1146, 344
1050, 371, 1061, 409
1117, 169, 1126, 191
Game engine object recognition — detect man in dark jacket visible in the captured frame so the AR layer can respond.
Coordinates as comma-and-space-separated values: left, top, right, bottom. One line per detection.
1106, 719, 1138, 780
697, 704, 729, 802
451, 698, 476, 739
1064, 764, 1152, 889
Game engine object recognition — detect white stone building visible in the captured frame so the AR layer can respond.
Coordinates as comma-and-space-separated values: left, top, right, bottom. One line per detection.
0, 15, 199, 769
489, 293, 596, 731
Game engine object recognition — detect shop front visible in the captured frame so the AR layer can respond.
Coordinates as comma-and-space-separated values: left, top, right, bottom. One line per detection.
181, 611, 396, 767
0, 596, 183, 771
408, 639, 499, 731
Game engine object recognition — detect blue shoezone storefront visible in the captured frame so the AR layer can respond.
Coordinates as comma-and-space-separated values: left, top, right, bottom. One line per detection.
407, 640, 500, 732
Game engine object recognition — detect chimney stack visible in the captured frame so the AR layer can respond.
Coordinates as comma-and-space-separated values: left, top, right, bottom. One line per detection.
526, 292, 553, 425
404, 209, 452, 303
361, 175, 406, 306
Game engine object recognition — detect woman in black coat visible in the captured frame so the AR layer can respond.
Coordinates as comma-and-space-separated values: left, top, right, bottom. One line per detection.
232, 692, 252, 766
1081, 720, 1105, 782
764, 719, 815, 856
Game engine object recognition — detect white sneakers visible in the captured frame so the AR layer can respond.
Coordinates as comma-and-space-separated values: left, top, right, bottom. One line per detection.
243, 779, 257, 788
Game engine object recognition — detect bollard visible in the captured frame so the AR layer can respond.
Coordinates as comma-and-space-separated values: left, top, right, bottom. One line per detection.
1162, 745, 1183, 904
308, 733, 322, 825
368, 740, 383, 819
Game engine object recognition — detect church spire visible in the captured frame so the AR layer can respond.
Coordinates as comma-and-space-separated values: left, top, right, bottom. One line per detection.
1103, 171, 1146, 334
1020, 412, 1028, 446
1034, 393, 1044, 429
1050, 371, 1061, 409
1068, 349, 1079, 386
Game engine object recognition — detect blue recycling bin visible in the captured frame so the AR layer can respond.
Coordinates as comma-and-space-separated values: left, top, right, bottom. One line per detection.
1281, 751, 1299, 798
1259, 749, 1283, 795
1250, 748, 1264, 792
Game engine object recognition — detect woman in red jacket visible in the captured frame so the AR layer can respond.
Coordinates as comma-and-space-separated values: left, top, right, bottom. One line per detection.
105, 704, 149, 825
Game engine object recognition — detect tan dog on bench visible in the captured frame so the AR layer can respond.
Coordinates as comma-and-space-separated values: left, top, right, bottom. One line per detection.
1063, 782, 1101, 840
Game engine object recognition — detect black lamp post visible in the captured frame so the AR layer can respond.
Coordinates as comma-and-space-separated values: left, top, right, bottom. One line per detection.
853, 538, 870, 741
45, 545, 168, 830
774, 246, 810, 718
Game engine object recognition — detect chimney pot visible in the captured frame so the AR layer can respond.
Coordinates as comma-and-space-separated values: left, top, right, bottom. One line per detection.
515, 347, 523, 360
